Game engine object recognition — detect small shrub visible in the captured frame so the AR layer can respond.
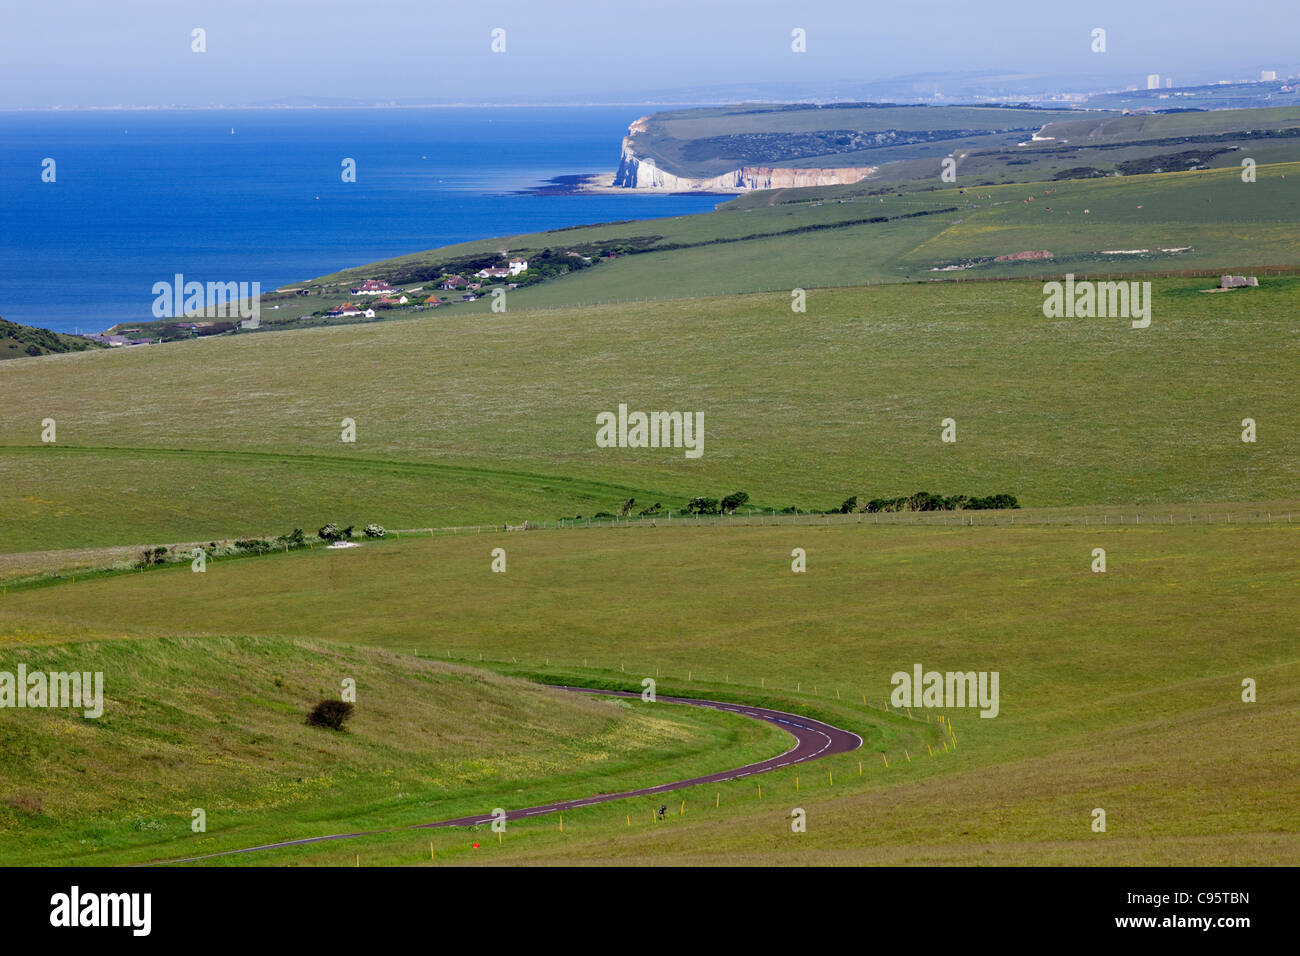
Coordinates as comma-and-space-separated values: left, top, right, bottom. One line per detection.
720, 491, 749, 514
363, 524, 385, 538
137, 546, 169, 568
306, 699, 354, 731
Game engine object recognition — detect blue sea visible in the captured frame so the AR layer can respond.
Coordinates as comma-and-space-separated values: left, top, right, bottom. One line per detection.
0, 108, 719, 334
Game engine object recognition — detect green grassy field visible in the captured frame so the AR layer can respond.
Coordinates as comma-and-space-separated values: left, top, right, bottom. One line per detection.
249, 162, 1300, 325
3, 145, 1298, 867
2, 273, 1296, 554
0, 317, 105, 361
619, 104, 1082, 177
91, 158, 1300, 344
0, 631, 794, 865
2, 522, 1294, 865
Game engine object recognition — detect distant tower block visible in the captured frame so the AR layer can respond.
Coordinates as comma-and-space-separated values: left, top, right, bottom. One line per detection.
1147, 73, 1160, 90
1261, 70, 1277, 82
1165, 77, 1172, 88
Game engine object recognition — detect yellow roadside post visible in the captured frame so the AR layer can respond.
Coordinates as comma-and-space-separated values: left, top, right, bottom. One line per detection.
680, 800, 684, 816
882, 754, 889, 768
560, 814, 564, 832
715, 793, 719, 808
828, 770, 833, 785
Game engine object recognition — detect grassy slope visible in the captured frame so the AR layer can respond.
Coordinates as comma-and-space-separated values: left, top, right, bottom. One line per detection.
305, 163, 1300, 317
630, 104, 1082, 177
94, 162, 1300, 340
1037, 106, 1300, 144
1, 273, 1297, 553
0, 317, 104, 361
0, 633, 791, 865
2, 524, 1294, 865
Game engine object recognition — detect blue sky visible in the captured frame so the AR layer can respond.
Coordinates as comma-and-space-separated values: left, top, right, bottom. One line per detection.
2, 0, 1297, 107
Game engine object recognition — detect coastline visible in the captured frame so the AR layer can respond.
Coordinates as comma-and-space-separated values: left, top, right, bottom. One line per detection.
518, 172, 740, 198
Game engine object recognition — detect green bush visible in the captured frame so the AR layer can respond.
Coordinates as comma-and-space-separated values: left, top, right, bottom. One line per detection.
720, 492, 750, 513
136, 546, 169, 568
306, 699, 354, 731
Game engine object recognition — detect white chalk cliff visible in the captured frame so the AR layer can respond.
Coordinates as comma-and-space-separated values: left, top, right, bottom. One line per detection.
613, 116, 876, 192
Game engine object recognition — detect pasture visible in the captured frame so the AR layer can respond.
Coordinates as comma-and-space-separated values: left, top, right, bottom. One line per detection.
1, 521, 1294, 864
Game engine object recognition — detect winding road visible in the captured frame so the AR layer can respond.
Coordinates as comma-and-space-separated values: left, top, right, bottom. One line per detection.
143, 685, 862, 866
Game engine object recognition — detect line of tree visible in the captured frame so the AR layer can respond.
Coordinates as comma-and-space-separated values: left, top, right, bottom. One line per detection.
836, 491, 1019, 513
685, 492, 750, 515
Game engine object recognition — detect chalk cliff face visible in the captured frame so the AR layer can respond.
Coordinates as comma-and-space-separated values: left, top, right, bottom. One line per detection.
613, 118, 875, 192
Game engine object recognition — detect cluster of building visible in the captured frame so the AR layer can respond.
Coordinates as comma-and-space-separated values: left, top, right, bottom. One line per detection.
474, 257, 529, 280
79, 332, 153, 347
323, 257, 530, 317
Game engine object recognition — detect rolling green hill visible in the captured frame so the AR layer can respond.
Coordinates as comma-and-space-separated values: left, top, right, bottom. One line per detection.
3, 523, 1294, 865
0, 317, 104, 361
1, 273, 1296, 555
620, 103, 1083, 178
0, 632, 790, 865
4, 103, 1299, 870
263, 162, 1300, 329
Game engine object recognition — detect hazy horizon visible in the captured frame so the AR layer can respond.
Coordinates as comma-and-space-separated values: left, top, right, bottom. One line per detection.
3, 0, 1298, 109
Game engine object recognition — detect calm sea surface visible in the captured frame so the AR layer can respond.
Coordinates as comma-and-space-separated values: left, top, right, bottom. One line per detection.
0, 107, 719, 333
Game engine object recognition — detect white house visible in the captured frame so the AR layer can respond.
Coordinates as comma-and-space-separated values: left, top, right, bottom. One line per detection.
327, 302, 377, 318
350, 279, 397, 296
508, 257, 528, 276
